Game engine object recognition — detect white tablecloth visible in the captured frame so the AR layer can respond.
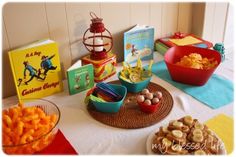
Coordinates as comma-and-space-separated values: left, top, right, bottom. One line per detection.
3, 52, 234, 154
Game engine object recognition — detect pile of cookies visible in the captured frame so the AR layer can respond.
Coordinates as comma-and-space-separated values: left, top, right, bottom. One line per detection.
152, 116, 222, 155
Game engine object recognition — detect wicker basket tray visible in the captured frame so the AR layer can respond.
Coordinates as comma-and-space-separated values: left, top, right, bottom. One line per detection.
87, 81, 173, 129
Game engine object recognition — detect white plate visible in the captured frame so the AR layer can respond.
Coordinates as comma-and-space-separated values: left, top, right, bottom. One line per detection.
146, 127, 227, 155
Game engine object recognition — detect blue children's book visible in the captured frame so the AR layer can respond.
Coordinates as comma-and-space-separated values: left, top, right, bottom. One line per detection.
124, 25, 154, 63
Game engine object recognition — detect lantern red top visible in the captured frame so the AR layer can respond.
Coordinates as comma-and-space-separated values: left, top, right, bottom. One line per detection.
83, 12, 113, 60
89, 12, 105, 33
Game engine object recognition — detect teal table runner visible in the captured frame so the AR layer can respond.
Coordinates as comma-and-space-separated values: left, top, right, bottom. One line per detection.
150, 61, 234, 109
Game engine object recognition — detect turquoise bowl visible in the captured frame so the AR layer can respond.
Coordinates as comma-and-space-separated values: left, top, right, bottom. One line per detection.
118, 72, 151, 93
90, 84, 127, 113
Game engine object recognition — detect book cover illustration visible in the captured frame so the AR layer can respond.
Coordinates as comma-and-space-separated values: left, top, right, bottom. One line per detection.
124, 25, 154, 63
8, 39, 63, 100
67, 60, 94, 95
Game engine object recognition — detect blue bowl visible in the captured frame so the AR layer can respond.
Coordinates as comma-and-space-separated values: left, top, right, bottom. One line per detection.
118, 72, 151, 93
90, 84, 127, 113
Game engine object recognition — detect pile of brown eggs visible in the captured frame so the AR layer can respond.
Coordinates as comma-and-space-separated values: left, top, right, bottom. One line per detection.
137, 88, 163, 105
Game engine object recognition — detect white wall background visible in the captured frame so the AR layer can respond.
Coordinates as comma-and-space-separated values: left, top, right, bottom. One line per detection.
2, 2, 232, 98
223, 3, 234, 54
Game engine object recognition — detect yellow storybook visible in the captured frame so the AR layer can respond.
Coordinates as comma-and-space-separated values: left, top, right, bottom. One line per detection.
8, 39, 63, 100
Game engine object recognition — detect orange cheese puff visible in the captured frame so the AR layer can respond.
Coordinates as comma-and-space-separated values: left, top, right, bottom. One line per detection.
8, 107, 15, 118
20, 129, 34, 144
23, 123, 34, 129
32, 141, 40, 151
32, 119, 40, 125
22, 107, 35, 116
40, 116, 51, 125
38, 139, 49, 150
15, 106, 23, 117
43, 132, 51, 142
50, 114, 58, 124
15, 121, 24, 136
2, 123, 11, 134
3, 134, 13, 145
26, 135, 34, 143
19, 136, 28, 144
18, 102, 24, 108
3, 124, 14, 140
9, 107, 19, 122
2, 109, 9, 116
49, 115, 58, 129
3, 115, 13, 128
33, 127, 48, 138
31, 119, 41, 130
35, 107, 46, 118
22, 114, 39, 122
13, 135, 20, 145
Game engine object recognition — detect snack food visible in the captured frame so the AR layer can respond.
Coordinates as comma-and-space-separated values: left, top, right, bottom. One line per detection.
137, 88, 163, 105
2, 102, 59, 154
137, 89, 163, 113
120, 58, 153, 83
175, 53, 218, 70
151, 116, 224, 155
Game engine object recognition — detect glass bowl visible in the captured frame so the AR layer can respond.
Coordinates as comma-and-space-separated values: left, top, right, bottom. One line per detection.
2, 99, 61, 154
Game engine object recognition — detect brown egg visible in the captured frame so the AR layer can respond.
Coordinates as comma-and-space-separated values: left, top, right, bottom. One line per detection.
144, 99, 152, 105
142, 89, 149, 95
137, 95, 145, 103
152, 98, 160, 104
146, 92, 153, 100
154, 91, 163, 99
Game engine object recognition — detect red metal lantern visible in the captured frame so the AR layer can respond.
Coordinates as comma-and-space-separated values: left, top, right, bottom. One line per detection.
83, 12, 113, 60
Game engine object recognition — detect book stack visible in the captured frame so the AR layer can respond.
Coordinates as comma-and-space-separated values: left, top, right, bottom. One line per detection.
155, 32, 213, 55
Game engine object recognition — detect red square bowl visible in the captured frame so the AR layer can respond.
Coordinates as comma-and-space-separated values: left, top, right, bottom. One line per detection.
138, 101, 161, 113
164, 46, 221, 86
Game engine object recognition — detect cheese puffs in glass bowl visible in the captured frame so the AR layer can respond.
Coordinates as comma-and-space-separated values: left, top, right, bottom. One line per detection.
2, 99, 60, 154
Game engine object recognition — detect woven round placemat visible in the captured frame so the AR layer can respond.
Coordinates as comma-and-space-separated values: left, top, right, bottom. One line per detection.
87, 81, 173, 129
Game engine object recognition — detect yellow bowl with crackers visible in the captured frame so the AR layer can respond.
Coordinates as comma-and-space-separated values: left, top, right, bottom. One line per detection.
2, 99, 60, 154
164, 46, 221, 86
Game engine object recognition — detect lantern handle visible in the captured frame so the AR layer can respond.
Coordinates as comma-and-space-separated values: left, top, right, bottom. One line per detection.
90, 12, 99, 19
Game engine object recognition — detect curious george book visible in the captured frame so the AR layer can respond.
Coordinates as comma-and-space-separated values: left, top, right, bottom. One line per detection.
8, 39, 63, 100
